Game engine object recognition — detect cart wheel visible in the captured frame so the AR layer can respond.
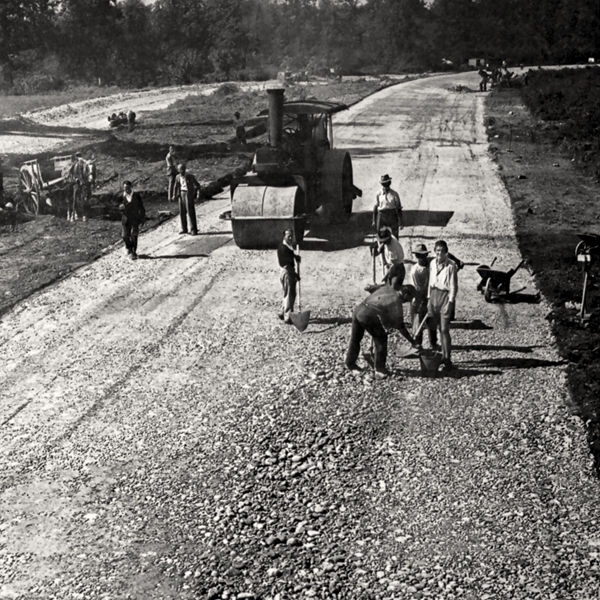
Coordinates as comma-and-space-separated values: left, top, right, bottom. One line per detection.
19, 169, 41, 215
484, 278, 493, 302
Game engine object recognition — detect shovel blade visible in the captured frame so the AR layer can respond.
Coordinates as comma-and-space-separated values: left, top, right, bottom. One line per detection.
290, 310, 310, 332
397, 341, 420, 358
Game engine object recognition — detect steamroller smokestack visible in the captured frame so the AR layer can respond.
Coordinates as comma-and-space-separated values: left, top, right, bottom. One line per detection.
267, 88, 285, 148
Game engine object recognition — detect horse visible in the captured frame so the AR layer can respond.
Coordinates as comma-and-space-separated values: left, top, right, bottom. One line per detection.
67, 158, 96, 222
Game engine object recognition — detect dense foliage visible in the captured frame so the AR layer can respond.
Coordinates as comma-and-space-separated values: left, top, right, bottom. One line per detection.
1, 0, 600, 91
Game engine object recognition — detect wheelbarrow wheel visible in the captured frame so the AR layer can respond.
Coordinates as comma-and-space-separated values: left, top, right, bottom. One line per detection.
484, 278, 493, 302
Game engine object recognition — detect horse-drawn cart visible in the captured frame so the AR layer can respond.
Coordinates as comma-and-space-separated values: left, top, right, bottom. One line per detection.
19, 155, 73, 215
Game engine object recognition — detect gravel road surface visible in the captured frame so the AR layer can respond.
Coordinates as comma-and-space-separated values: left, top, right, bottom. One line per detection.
1, 72, 599, 600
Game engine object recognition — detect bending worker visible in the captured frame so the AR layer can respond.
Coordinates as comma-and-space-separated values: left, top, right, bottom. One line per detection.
374, 227, 406, 289
372, 174, 403, 238
346, 284, 416, 377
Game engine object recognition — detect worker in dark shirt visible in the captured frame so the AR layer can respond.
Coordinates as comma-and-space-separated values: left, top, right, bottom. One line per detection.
346, 284, 416, 377
277, 228, 301, 323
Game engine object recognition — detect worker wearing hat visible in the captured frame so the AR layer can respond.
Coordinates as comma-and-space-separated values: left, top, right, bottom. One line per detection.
408, 243, 438, 350
346, 284, 417, 377
373, 227, 406, 290
373, 174, 403, 238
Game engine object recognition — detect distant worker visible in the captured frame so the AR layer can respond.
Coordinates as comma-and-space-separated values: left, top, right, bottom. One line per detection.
373, 227, 406, 290
478, 68, 489, 91
165, 145, 178, 202
234, 111, 246, 145
373, 174, 403, 238
345, 284, 416, 377
67, 152, 86, 222
428, 240, 459, 372
277, 228, 301, 324
119, 180, 146, 260
127, 109, 136, 131
173, 163, 200, 235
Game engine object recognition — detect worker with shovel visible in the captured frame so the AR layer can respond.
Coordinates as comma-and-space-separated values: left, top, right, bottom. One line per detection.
374, 227, 406, 290
345, 284, 417, 377
277, 229, 302, 325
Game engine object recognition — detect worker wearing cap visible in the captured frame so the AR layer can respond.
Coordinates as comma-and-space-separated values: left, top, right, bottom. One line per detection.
373, 174, 403, 238
173, 163, 200, 235
345, 284, 416, 377
374, 227, 406, 290
428, 240, 458, 371
277, 229, 301, 324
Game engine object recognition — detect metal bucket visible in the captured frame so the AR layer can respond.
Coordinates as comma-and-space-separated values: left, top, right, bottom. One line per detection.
419, 352, 443, 377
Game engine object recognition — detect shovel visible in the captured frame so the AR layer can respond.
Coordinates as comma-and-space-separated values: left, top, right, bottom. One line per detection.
289, 248, 310, 332
397, 313, 429, 358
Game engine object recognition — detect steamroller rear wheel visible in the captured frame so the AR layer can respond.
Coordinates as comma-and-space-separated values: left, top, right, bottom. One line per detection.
321, 150, 354, 222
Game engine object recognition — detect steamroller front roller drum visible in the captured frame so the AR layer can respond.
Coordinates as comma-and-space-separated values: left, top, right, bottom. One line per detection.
320, 150, 354, 222
231, 184, 306, 249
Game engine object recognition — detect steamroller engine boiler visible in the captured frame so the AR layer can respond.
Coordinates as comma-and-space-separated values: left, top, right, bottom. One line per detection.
229, 88, 362, 249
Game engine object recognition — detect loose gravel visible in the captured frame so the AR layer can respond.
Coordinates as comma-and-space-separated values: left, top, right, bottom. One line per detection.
1, 71, 600, 600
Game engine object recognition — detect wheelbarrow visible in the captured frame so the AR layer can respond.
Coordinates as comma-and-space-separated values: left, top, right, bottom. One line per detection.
476, 257, 525, 302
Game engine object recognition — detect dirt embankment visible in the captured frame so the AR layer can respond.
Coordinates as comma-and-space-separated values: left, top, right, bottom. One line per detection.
486, 87, 600, 464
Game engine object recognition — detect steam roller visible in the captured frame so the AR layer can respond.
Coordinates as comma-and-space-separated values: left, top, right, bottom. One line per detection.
230, 88, 361, 249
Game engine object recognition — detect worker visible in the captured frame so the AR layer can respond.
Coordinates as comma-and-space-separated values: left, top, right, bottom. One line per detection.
409, 242, 464, 349
165, 145, 178, 202
277, 228, 301, 324
127, 110, 136, 131
373, 174, 403, 238
428, 240, 459, 372
374, 227, 406, 290
119, 180, 146, 260
345, 284, 417, 377
478, 68, 489, 91
67, 152, 86, 222
173, 163, 200, 236
233, 111, 246, 145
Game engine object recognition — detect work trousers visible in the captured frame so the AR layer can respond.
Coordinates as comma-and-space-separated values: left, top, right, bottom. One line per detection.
179, 191, 198, 233
376, 209, 400, 239
346, 303, 388, 371
167, 170, 177, 202
428, 288, 452, 361
383, 262, 405, 290
122, 220, 140, 254
280, 267, 297, 322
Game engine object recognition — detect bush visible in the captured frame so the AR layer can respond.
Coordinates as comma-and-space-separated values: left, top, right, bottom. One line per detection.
10, 74, 65, 95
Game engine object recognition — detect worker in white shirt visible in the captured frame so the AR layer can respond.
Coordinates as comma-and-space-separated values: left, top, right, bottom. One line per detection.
374, 227, 406, 290
372, 174, 403, 238
427, 240, 459, 372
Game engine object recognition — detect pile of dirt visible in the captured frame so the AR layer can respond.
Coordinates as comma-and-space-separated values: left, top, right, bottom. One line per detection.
486, 86, 600, 466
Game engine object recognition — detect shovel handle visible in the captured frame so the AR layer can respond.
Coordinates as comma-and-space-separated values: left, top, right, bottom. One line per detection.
413, 314, 429, 339
296, 246, 301, 311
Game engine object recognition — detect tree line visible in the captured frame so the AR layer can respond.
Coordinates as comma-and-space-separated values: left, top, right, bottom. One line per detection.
1, 0, 599, 92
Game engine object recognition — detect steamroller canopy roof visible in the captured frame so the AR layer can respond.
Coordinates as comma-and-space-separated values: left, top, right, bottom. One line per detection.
258, 100, 348, 117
